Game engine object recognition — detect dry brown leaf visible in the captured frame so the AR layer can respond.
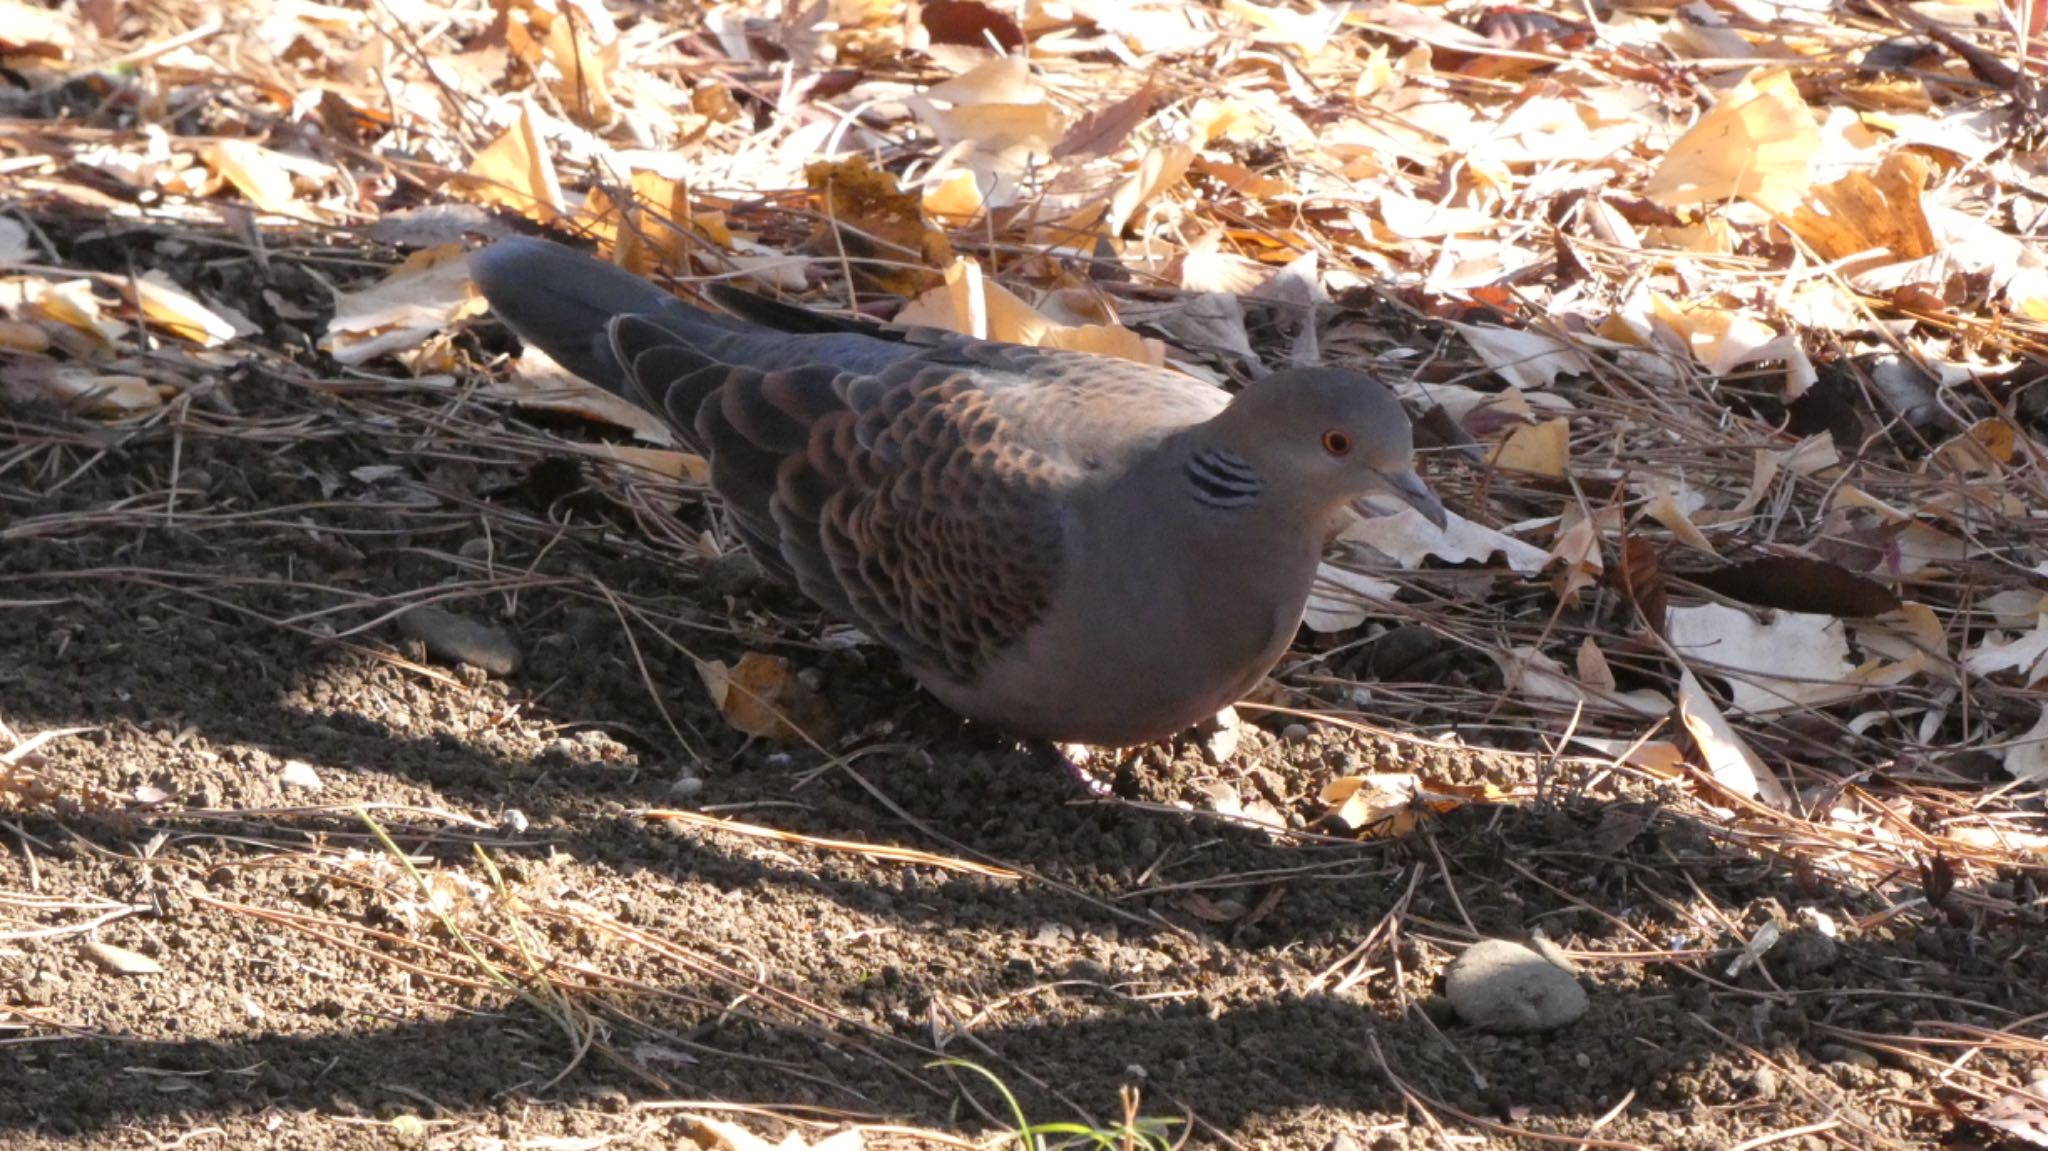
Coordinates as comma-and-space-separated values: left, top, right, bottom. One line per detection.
1676, 668, 1792, 807
1548, 507, 1604, 602
1190, 154, 1292, 199
2003, 708, 2048, 784
484, 343, 676, 445
1053, 78, 1158, 159
1783, 150, 1936, 270
129, 271, 238, 347
1303, 563, 1400, 633
1668, 603, 1912, 713
921, 0, 1025, 52
1688, 555, 1902, 618
1963, 613, 2048, 684
502, 0, 619, 126
22, 278, 121, 357
1451, 322, 1590, 389
897, 259, 1162, 366
921, 169, 987, 222
579, 171, 712, 275
690, 1115, 864, 1151
1320, 773, 1427, 834
1930, 417, 2017, 477
1614, 536, 1668, 637
0, 358, 162, 414
324, 243, 483, 367
586, 443, 707, 482
807, 156, 953, 295
909, 55, 1065, 155
0, 318, 51, 353
1570, 736, 1687, 777
1339, 503, 1550, 572
0, 0, 75, 54
1648, 295, 1787, 376
1641, 478, 1717, 556
1176, 229, 1267, 294
1105, 144, 1195, 237
1644, 70, 1819, 214
201, 139, 303, 216
463, 96, 566, 224
697, 652, 835, 744
1486, 416, 1569, 478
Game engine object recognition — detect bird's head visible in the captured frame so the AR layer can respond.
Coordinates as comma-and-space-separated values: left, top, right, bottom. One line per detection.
1209, 367, 1447, 528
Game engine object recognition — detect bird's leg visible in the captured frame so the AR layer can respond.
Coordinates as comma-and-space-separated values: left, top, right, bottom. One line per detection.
1028, 740, 1116, 796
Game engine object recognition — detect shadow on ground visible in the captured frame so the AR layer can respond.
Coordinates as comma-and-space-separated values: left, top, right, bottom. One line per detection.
2, 379, 2036, 1151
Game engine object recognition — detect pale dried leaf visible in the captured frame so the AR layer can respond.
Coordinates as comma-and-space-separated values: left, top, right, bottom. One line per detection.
1676, 668, 1792, 807
1450, 322, 1592, 389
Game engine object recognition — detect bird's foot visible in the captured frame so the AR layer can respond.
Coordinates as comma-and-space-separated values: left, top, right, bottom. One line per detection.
1028, 740, 1117, 797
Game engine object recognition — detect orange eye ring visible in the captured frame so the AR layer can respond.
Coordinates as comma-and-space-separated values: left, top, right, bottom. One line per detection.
1321, 429, 1353, 456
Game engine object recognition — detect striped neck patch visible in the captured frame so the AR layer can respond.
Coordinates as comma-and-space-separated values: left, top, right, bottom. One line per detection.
1186, 448, 1263, 508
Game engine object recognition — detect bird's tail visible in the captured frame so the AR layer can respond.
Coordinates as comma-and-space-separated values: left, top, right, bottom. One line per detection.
469, 236, 746, 396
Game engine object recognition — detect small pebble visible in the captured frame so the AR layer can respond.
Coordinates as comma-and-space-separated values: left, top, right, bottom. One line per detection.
396, 606, 522, 676
1282, 722, 1310, 743
1444, 938, 1589, 1033
279, 760, 323, 790
1200, 707, 1242, 764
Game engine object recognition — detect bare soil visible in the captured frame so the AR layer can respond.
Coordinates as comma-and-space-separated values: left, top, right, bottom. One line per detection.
3, 255, 2045, 1151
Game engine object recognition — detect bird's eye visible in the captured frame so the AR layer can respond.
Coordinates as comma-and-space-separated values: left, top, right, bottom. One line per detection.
1321, 429, 1353, 457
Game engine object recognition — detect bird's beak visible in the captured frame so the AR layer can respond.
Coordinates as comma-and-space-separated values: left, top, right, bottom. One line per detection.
1376, 468, 1448, 529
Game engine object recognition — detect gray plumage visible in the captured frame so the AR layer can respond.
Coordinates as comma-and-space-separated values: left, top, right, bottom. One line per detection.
472, 236, 1444, 745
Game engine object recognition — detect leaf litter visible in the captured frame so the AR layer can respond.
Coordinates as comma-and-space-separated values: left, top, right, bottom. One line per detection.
4, 0, 2048, 1147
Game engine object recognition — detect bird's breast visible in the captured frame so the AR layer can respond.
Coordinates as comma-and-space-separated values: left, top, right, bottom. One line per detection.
924, 501, 1322, 745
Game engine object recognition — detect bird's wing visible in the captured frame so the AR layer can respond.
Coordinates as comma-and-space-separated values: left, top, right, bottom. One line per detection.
614, 319, 1076, 684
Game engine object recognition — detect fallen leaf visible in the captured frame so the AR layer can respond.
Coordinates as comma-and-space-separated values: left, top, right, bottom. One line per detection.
1570, 735, 1686, 776
698, 652, 835, 744
1303, 562, 1400, 633
1974, 1077, 2048, 1146
1451, 322, 1591, 389
2002, 707, 2048, 784
1783, 150, 1936, 271
129, 272, 238, 347
897, 259, 1162, 366
1676, 668, 1792, 807
1668, 602, 1879, 712
1486, 416, 1569, 478
1687, 555, 1901, 617
1320, 772, 1425, 833
202, 139, 308, 216
325, 244, 483, 367
806, 155, 953, 295
1641, 477, 1718, 556
1339, 505, 1551, 573
82, 941, 163, 976
1963, 613, 2048, 683
462, 96, 567, 224
1644, 69, 1819, 213
690, 1115, 865, 1151
1614, 536, 1669, 636
921, 0, 1026, 51
908, 55, 1066, 156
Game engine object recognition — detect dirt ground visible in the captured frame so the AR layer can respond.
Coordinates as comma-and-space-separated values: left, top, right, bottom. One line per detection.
4, 267, 2047, 1151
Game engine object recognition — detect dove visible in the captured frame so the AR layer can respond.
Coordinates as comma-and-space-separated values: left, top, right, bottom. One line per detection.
471, 236, 1445, 747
